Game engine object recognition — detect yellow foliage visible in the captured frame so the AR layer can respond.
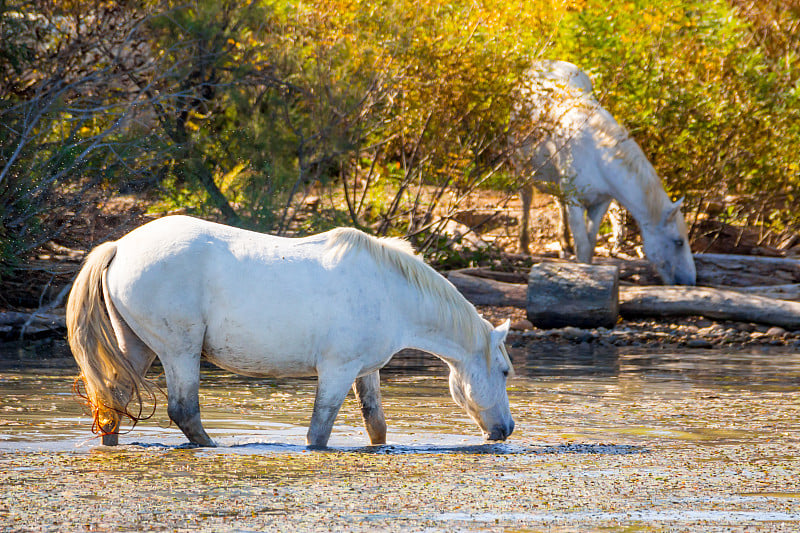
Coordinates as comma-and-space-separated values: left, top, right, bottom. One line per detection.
219, 163, 248, 194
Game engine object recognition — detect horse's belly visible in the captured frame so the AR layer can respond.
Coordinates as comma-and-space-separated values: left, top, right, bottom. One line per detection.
201, 340, 317, 378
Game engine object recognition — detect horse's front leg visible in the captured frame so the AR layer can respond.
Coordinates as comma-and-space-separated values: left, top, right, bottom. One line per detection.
307, 364, 359, 448
162, 352, 215, 447
353, 371, 387, 445
565, 203, 594, 263
585, 199, 612, 253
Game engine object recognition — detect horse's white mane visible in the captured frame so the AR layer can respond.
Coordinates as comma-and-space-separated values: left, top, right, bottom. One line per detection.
325, 227, 491, 349
585, 109, 668, 223
525, 60, 670, 224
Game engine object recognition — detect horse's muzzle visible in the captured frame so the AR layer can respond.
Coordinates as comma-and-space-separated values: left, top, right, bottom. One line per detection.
487, 419, 515, 441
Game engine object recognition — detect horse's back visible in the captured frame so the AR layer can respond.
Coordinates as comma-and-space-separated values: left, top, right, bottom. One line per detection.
529, 60, 593, 95
104, 216, 403, 376
521, 61, 639, 200
107, 215, 316, 312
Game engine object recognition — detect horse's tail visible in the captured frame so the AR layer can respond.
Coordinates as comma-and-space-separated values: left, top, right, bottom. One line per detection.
66, 241, 153, 436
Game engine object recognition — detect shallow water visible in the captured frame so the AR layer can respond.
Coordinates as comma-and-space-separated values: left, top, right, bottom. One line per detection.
3, 347, 798, 452
1, 345, 799, 530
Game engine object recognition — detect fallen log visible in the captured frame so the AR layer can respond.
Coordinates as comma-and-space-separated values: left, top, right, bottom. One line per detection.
526, 263, 619, 329
694, 253, 800, 287
457, 253, 800, 288
447, 271, 800, 329
0, 311, 66, 328
0, 311, 66, 340
726, 284, 800, 302
618, 286, 800, 330
449, 268, 528, 284
446, 271, 527, 308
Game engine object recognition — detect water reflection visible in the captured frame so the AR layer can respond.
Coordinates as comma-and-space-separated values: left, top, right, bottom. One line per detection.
394, 344, 800, 390
510, 342, 621, 377
0, 343, 798, 452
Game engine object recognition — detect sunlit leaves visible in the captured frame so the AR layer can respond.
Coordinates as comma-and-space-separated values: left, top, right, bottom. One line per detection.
2, 0, 798, 268
548, 0, 800, 234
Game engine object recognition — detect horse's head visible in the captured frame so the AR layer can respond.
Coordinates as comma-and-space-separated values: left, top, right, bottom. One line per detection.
642, 198, 696, 285
448, 319, 515, 441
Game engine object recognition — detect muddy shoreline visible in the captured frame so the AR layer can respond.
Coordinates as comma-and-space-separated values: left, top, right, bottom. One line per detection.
2, 303, 799, 369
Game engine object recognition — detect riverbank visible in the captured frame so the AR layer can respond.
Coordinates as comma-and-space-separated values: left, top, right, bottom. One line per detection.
1, 307, 798, 371
480, 306, 800, 351
2, 196, 798, 359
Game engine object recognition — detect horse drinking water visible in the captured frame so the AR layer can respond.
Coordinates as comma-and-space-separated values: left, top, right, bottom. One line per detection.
67, 215, 514, 447
512, 60, 696, 285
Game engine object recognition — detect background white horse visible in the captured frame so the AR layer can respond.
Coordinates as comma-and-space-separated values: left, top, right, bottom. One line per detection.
67, 215, 514, 448
512, 60, 696, 286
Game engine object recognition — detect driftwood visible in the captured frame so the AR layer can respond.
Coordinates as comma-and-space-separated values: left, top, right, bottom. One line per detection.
447, 271, 527, 308
448, 265, 800, 329
727, 284, 800, 302
469, 253, 800, 288
526, 263, 619, 329
619, 286, 800, 330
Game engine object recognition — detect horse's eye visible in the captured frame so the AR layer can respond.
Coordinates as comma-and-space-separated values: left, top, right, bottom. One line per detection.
674, 239, 685, 248
502, 369, 509, 378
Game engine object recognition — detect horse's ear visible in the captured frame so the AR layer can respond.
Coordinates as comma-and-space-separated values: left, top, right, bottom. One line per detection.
491, 319, 511, 346
664, 197, 684, 225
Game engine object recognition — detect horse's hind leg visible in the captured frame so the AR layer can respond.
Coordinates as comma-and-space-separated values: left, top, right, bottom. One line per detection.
607, 201, 626, 255
103, 301, 158, 446
353, 371, 387, 445
556, 199, 574, 256
161, 350, 215, 447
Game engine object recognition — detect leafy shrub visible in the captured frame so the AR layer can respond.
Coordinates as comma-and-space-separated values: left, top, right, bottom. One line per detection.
2, 0, 798, 280
550, 0, 800, 241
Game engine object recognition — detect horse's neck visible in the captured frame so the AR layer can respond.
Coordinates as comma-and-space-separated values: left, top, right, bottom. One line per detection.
398, 292, 483, 366
405, 332, 473, 367
593, 147, 669, 229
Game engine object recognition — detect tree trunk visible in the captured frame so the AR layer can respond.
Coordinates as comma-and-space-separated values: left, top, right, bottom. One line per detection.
618, 286, 800, 330
185, 157, 241, 225
446, 271, 527, 308
526, 262, 619, 329
448, 269, 800, 329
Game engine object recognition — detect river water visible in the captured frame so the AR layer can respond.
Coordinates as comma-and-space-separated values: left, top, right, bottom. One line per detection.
1, 343, 799, 531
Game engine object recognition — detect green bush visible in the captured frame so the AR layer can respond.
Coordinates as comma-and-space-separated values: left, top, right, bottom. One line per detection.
551, 0, 800, 239
2, 0, 798, 280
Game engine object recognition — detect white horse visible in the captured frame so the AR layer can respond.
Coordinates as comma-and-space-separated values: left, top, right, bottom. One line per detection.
66, 215, 514, 448
512, 60, 696, 286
